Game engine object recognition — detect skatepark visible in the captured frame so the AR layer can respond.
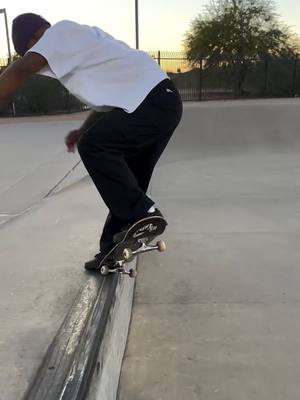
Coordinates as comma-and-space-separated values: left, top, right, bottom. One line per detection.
1, 98, 300, 399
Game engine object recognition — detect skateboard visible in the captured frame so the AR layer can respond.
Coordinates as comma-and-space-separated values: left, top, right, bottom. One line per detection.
99, 216, 167, 278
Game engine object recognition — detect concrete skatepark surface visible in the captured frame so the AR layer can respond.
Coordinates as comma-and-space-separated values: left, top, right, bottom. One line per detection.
1, 100, 300, 399
0, 112, 88, 226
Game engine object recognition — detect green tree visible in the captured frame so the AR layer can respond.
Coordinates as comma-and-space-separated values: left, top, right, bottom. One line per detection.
185, 0, 297, 94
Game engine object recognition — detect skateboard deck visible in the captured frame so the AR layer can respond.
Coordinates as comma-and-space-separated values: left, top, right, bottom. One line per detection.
98, 216, 167, 277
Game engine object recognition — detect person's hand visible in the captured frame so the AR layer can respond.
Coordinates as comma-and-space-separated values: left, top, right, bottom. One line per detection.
65, 129, 82, 153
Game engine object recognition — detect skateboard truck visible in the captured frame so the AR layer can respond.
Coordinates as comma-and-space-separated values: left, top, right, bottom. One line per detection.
123, 240, 166, 262
100, 240, 166, 278
100, 262, 138, 278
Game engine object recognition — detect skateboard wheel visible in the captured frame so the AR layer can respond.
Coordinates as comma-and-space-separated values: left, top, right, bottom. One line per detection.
123, 248, 133, 261
129, 269, 137, 278
157, 240, 166, 252
100, 265, 110, 276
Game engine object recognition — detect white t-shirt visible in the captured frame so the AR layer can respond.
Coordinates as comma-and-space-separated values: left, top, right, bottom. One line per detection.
28, 20, 168, 113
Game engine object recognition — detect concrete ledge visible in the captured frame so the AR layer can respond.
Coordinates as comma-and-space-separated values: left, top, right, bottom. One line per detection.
22, 262, 136, 400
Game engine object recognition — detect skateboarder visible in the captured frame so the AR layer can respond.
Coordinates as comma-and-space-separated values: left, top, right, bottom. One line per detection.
1, 13, 182, 270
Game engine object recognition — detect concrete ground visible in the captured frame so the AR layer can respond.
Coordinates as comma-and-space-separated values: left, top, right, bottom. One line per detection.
2, 100, 300, 400
0, 112, 101, 400
118, 99, 300, 400
0, 112, 87, 226
0, 177, 107, 400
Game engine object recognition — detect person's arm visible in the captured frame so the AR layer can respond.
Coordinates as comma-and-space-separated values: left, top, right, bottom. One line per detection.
0, 52, 47, 108
65, 111, 105, 153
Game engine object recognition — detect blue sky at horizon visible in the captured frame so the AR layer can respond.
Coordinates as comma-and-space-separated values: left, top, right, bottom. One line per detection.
0, 0, 299, 57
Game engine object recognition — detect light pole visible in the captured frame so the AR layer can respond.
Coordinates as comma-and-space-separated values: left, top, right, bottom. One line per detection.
0, 8, 15, 116
135, 0, 139, 49
0, 8, 12, 64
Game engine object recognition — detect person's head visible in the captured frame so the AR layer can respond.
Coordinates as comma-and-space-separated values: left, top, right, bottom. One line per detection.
12, 13, 51, 56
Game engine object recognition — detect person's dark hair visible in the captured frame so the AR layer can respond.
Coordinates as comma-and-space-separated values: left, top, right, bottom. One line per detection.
12, 13, 51, 56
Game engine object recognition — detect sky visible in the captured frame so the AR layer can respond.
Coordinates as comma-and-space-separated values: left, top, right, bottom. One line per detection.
0, 0, 300, 58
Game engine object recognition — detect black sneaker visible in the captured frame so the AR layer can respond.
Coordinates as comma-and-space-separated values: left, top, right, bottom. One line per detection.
84, 253, 102, 271
113, 208, 166, 243
84, 242, 115, 271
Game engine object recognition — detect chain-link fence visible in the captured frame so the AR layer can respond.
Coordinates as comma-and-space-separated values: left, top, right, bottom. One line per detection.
0, 51, 299, 116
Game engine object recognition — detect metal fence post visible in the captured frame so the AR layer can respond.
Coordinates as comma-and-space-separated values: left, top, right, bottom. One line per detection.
158, 51, 161, 67
292, 55, 298, 97
198, 57, 203, 101
264, 57, 269, 97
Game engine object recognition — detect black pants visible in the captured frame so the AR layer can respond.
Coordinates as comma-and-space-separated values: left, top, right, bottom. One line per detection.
77, 79, 182, 248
